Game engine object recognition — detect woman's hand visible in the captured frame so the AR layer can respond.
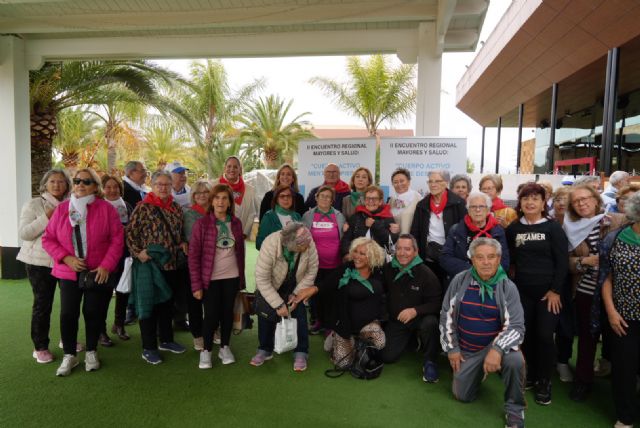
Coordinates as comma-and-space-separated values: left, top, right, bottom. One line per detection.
181, 242, 189, 254
137, 249, 151, 263
541, 290, 562, 314
389, 223, 400, 234
582, 255, 599, 267
276, 305, 289, 318
193, 290, 203, 300
342, 223, 349, 232
607, 309, 628, 336
291, 287, 318, 306
91, 266, 110, 284
63, 256, 86, 272
365, 217, 375, 228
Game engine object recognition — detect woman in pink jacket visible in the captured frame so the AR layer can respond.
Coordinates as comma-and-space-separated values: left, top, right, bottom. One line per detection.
42, 168, 124, 377
189, 184, 245, 369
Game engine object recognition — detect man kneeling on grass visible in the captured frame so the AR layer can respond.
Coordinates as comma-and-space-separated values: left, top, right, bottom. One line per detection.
379, 234, 442, 383
440, 238, 526, 428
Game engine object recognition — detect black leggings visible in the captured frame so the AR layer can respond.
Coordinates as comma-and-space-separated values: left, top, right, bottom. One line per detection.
520, 291, 559, 382
202, 278, 239, 351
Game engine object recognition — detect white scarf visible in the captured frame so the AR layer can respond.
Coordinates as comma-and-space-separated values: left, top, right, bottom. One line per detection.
69, 194, 96, 227
563, 213, 604, 251
391, 189, 420, 217
107, 197, 129, 224
122, 175, 147, 193
41, 192, 63, 208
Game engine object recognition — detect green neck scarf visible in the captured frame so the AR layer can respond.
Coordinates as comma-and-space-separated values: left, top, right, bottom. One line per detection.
215, 214, 231, 238
338, 267, 374, 293
314, 206, 335, 221
470, 265, 507, 303
618, 225, 640, 246
350, 191, 364, 206
275, 204, 295, 217
391, 255, 424, 281
282, 247, 296, 272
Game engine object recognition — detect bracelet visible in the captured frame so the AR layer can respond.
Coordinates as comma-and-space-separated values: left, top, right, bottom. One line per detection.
576, 257, 584, 272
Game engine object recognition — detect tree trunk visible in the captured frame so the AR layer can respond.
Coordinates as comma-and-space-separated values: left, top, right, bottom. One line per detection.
106, 124, 117, 174
262, 148, 279, 169
30, 110, 57, 196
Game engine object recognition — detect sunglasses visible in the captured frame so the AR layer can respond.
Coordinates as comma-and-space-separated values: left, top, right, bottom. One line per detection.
73, 178, 96, 186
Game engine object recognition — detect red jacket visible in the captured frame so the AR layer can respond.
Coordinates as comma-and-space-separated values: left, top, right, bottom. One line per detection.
42, 199, 124, 281
188, 213, 245, 292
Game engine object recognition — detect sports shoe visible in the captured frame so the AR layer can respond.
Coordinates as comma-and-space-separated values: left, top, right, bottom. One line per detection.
85, 350, 100, 371
218, 346, 236, 365
569, 381, 591, 402
193, 337, 204, 351
422, 360, 439, 383
534, 379, 552, 405
556, 363, 573, 382
142, 349, 163, 365
59, 340, 84, 353
505, 412, 525, 428
99, 333, 114, 347
32, 349, 54, 364
594, 357, 611, 377
525, 379, 535, 390
56, 354, 79, 376
309, 320, 322, 335
249, 350, 273, 366
293, 354, 307, 372
213, 329, 221, 345
159, 342, 186, 354
614, 421, 633, 428
199, 350, 212, 369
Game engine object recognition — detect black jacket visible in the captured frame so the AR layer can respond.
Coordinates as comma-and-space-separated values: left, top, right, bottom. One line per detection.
409, 189, 466, 261
383, 261, 441, 320
259, 190, 305, 221
123, 180, 144, 208
340, 209, 398, 256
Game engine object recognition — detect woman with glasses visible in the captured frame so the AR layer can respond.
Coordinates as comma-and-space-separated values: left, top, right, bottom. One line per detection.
479, 174, 518, 228
256, 185, 302, 250
42, 168, 124, 376
440, 191, 509, 281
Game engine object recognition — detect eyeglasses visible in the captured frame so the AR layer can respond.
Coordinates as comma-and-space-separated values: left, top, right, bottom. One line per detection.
73, 178, 96, 186
317, 194, 333, 200
154, 183, 172, 188
572, 196, 594, 205
278, 194, 293, 199
325, 171, 339, 175
193, 191, 209, 196
365, 197, 381, 202
428, 180, 445, 185
468, 205, 488, 211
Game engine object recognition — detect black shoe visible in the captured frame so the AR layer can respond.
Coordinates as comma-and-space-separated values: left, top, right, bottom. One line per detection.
99, 333, 114, 347
534, 379, 552, 405
525, 379, 535, 390
569, 381, 591, 402
124, 309, 137, 325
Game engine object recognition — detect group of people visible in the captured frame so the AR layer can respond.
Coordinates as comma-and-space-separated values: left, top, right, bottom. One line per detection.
18, 158, 640, 428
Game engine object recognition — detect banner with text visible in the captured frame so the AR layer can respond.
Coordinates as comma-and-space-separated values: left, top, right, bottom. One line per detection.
298, 138, 376, 198
380, 137, 467, 198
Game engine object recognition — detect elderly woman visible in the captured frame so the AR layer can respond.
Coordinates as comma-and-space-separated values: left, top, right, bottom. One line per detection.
388, 168, 422, 234
18, 169, 71, 364
550, 186, 571, 225
326, 237, 386, 369
506, 183, 568, 405
450, 174, 473, 201
251, 222, 319, 371
341, 167, 374, 220
126, 170, 187, 365
440, 191, 509, 281
410, 170, 466, 283
181, 179, 212, 351
598, 192, 640, 428
563, 184, 625, 402
259, 164, 305, 220
256, 185, 302, 250
212, 156, 256, 238
42, 168, 124, 376
479, 174, 517, 228
341, 185, 399, 258
612, 183, 640, 214
189, 184, 245, 368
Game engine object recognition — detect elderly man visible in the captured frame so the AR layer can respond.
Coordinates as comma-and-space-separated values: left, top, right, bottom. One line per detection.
602, 170, 630, 212
122, 160, 148, 207
304, 163, 351, 212
165, 161, 191, 209
380, 234, 442, 382
440, 238, 526, 428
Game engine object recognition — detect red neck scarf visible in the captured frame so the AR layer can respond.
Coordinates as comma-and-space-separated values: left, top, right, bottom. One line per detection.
143, 192, 176, 212
430, 190, 448, 218
490, 197, 507, 212
464, 214, 499, 239
191, 204, 208, 216
355, 203, 394, 219
219, 175, 246, 205
326, 179, 350, 194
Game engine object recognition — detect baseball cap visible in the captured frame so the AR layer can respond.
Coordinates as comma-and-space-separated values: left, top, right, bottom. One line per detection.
165, 161, 189, 173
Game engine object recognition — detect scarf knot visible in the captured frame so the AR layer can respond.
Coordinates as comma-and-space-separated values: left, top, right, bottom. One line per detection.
430, 190, 448, 218
470, 265, 507, 303
391, 255, 424, 281
143, 192, 176, 212
219, 175, 246, 205
314, 207, 335, 221
464, 214, 499, 240
338, 267, 374, 293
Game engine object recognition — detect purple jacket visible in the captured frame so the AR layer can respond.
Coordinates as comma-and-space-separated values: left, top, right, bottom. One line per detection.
42, 199, 124, 281
188, 213, 245, 293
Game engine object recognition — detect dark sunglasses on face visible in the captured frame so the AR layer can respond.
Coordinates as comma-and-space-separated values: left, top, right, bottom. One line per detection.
73, 178, 96, 186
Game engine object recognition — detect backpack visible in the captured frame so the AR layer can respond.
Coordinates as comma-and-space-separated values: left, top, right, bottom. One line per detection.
324, 338, 384, 380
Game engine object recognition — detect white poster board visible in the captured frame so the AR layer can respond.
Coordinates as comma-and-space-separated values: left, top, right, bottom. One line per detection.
297, 138, 377, 197
380, 137, 467, 199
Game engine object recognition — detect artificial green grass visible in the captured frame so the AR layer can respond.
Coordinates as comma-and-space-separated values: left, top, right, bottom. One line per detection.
0, 243, 616, 427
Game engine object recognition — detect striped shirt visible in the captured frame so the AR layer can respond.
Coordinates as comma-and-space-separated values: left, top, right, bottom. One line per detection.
457, 279, 501, 353
576, 224, 600, 296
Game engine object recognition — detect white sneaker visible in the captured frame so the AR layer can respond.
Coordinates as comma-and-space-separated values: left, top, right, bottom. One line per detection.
199, 350, 212, 369
56, 354, 79, 377
613, 421, 633, 428
594, 357, 612, 377
85, 350, 100, 372
213, 330, 221, 345
193, 337, 204, 351
218, 346, 236, 365
556, 363, 573, 382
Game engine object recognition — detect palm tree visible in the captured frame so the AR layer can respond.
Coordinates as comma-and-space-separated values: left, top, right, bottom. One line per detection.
52, 108, 100, 170
238, 95, 315, 168
141, 120, 190, 171
309, 55, 416, 136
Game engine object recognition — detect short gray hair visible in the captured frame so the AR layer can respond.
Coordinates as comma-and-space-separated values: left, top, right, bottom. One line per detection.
451, 174, 472, 192
428, 170, 450, 184
124, 161, 143, 176
574, 176, 600, 186
38, 168, 72, 198
466, 191, 492, 210
625, 192, 640, 223
469, 237, 502, 258
609, 170, 630, 187
151, 170, 172, 184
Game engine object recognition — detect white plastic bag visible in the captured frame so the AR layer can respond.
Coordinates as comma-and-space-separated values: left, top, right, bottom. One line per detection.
115, 257, 133, 293
274, 316, 298, 354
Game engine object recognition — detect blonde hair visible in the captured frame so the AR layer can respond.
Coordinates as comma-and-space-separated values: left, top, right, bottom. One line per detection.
349, 237, 386, 269
190, 179, 213, 206
74, 168, 103, 198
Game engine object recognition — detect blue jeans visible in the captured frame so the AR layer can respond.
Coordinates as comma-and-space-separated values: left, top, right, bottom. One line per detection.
257, 302, 308, 355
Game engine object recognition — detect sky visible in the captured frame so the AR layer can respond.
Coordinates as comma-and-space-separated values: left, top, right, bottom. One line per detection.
154, 0, 514, 174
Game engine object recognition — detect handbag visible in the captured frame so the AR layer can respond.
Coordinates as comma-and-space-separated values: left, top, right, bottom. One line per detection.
115, 256, 133, 293
154, 206, 187, 269
253, 254, 301, 322
232, 292, 246, 334
274, 315, 298, 354
73, 224, 98, 290
324, 338, 384, 380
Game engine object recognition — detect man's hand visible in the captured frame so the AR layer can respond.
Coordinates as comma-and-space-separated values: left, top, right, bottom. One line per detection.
541, 290, 562, 314
448, 352, 465, 373
483, 348, 502, 374
397, 308, 417, 324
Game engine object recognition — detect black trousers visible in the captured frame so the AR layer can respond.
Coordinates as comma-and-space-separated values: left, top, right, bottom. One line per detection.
520, 291, 559, 382
101, 268, 128, 332
379, 315, 440, 363
202, 277, 239, 350
185, 271, 203, 338
138, 270, 177, 350
315, 268, 337, 329
173, 266, 190, 324
59, 279, 113, 355
555, 280, 575, 364
26, 264, 58, 350
611, 320, 640, 425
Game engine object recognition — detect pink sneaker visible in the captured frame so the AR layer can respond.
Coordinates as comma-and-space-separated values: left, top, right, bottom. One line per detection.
249, 351, 273, 367
293, 355, 307, 372
32, 349, 54, 364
